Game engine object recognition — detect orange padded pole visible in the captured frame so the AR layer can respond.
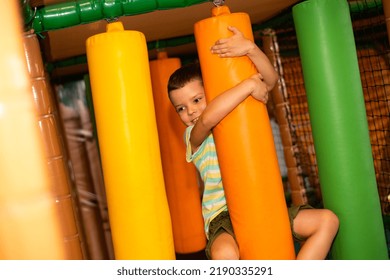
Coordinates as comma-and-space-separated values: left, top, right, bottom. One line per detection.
150, 52, 206, 254
194, 6, 295, 259
0, 0, 64, 259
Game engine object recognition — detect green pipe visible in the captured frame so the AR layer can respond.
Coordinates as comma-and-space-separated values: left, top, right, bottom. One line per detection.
28, 0, 382, 33
256, 0, 383, 31
46, 55, 88, 72
349, 0, 383, 11
21, 0, 35, 29
31, 0, 210, 33
293, 0, 388, 260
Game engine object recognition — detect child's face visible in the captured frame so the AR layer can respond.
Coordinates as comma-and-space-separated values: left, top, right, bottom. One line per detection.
169, 79, 207, 127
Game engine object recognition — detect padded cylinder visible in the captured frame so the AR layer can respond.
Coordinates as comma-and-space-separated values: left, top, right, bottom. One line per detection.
149, 52, 206, 254
293, 0, 388, 259
86, 22, 175, 259
194, 6, 295, 259
0, 0, 64, 259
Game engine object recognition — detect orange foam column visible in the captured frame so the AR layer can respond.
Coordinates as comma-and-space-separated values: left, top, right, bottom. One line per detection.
194, 6, 295, 259
150, 52, 206, 254
0, 0, 64, 259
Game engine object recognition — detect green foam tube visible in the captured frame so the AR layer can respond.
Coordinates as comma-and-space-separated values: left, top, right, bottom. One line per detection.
293, 0, 388, 259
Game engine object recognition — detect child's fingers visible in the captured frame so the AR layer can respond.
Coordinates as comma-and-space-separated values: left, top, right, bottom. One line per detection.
210, 46, 227, 55
259, 73, 264, 81
263, 91, 269, 103
258, 90, 269, 104
251, 73, 264, 81
213, 38, 228, 47
210, 43, 230, 55
228, 26, 239, 34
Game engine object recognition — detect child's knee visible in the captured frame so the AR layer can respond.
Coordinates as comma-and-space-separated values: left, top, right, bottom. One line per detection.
210, 231, 239, 260
322, 209, 339, 233
211, 245, 239, 260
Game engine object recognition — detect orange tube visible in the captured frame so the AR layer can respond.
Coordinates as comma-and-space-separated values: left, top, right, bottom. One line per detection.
149, 52, 206, 254
0, 1, 64, 259
194, 6, 295, 259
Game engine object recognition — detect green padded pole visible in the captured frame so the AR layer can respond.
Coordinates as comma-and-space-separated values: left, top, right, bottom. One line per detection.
292, 0, 388, 259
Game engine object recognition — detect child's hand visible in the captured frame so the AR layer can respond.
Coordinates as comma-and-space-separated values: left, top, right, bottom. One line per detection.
210, 26, 255, 58
249, 73, 269, 104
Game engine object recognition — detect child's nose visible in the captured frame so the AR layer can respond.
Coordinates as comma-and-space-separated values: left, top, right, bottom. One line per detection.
188, 105, 197, 115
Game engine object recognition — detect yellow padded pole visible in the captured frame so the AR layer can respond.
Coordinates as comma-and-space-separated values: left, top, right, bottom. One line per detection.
86, 22, 175, 259
150, 52, 206, 254
0, 1, 64, 259
194, 6, 295, 259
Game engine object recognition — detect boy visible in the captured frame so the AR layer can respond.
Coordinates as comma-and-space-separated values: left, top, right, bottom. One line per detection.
167, 26, 339, 260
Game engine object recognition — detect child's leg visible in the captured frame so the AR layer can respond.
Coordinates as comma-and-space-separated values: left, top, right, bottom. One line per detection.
206, 211, 239, 260
293, 208, 339, 260
210, 231, 239, 260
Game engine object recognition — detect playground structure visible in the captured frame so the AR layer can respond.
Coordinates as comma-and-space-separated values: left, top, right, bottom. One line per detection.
0, 0, 389, 259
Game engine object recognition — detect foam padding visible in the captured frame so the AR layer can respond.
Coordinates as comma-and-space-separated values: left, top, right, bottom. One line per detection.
86, 22, 175, 259
293, 0, 388, 259
149, 52, 206, 254
0, 0, 64, 259
194, 6, 295, 259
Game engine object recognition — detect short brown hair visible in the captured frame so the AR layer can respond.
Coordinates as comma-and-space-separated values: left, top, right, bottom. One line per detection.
167, 62, 203, 97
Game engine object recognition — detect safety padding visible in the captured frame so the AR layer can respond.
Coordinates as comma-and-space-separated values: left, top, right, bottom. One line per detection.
194, 6, 295, 259
293, 0, 388, 260
0, 1, 65, 259
149, 52, 206, 254
86, 22, 175, 259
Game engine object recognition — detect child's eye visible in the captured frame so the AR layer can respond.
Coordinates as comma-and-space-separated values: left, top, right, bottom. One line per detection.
176, 106, 185, 113
194, 97, 201, 103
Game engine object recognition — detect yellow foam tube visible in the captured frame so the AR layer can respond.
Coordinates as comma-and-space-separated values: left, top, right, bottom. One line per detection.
86, 22, 175, 259
149, 52, 206, 254
194, 6, 295, 259
0, 0, 64, 259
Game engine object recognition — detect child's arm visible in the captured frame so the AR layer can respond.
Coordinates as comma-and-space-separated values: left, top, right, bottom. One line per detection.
190, 73, 267, 151
210, 26, 278, 92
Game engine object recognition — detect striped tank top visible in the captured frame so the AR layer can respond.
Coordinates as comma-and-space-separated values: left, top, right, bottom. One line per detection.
185, 126, 227, 238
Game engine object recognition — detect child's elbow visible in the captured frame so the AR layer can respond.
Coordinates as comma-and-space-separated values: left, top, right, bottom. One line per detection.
267, 71, 279, 91
199, 113, 217, 131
